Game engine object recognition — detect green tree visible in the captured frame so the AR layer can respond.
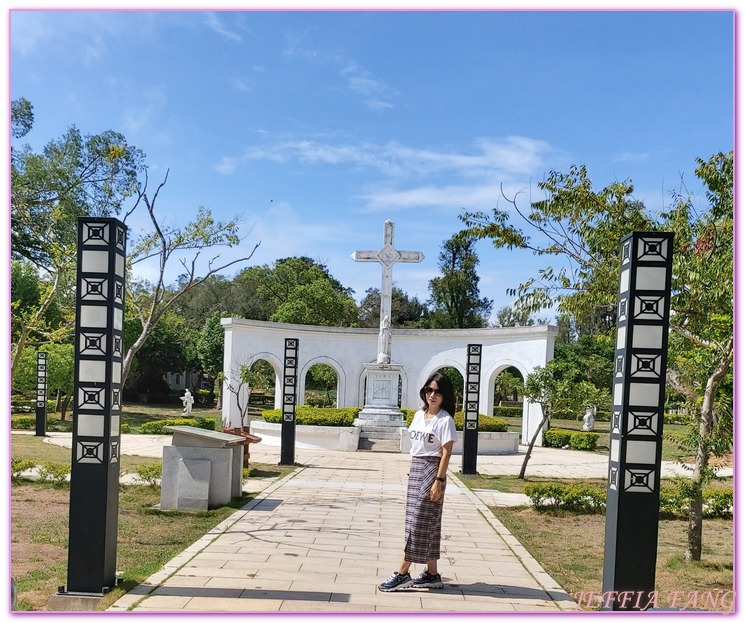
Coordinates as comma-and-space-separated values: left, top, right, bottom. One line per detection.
122, 172, 259, 387
428, 233, 492, 328
494, 368, 524, 405
11, 343, 75, 420
357, 287, 429, 328
225, 359, 274, 426
306, 364, 338, 407
11, 97, 34, 139
11, 102, 144, 375
237, 257, 357, 327
462, 152, 733, 560
197, 311, 228, 380
520, 361, 596, 478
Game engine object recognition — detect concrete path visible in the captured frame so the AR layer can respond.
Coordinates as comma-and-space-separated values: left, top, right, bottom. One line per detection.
106, 446, 577, 612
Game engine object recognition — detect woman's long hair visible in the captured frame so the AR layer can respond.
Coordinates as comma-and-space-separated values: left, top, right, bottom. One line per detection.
419, 371, 456, 416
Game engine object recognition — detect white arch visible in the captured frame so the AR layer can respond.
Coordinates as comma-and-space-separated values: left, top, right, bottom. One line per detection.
299, 356, 347, 408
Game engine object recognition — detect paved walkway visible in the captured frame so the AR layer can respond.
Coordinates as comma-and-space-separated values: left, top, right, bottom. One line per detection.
23, 432, 731, 612
106, 447, 576, 612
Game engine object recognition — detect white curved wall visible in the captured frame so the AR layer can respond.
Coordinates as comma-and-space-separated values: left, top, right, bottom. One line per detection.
222, 318, 558, 444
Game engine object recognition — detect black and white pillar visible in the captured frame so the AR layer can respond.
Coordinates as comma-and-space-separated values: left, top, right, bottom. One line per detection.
280, 338, 299, 466
462, 344, 482, 475
602, 232, 673, 610
66, 217, 126, 595
35, 351, 47, 436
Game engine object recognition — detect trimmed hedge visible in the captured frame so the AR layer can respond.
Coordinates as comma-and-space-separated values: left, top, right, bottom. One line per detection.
659, 487, 733, 519
525, 482, 606, 513
493, 406, 522, 419
543, 429, 572, 448
525, 482, 733, 518
139, 417, 216, 434
570, 432, 600, 451
400, 409, 507, 432
543, 429, 599, 451
11, 416, 36, 430
453, 412, 508, 432
262, 407, 361, 427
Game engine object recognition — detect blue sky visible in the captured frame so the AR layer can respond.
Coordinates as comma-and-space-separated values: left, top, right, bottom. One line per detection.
9, 9, 734, 319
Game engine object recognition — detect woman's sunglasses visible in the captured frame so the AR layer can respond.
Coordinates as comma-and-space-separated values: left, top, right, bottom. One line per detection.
424, 387, 442, 396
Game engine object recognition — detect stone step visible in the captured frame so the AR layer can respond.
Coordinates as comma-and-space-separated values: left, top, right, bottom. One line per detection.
359, 431, 401, 440
357, 438, 401, 453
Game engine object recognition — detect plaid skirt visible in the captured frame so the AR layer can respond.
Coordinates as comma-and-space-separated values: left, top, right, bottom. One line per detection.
404, 455, 446, 563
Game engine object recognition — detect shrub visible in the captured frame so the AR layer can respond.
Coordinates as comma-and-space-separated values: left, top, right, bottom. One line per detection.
400, 409, 417, 427
659, 486, 733, 519
194, 389, 215, 406
11, 417, 36, 430
570, 432, 600, 451
136, 463, 162, 487
11, 457, 36, 482
120, 422, 130, 434
262, 407, 361, 427
38, 461, 71, 485
543, 429, 572, 448
493, 406, 523, 419
595, 410, 611, 422
195, 417, 216, 431
139, 418, 212, 434
664, 412, 693, 426
524, 482, 606, 513
453, 412, 508, 432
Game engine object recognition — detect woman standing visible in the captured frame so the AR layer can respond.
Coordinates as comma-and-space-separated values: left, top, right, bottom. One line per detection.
379, 372, 458, 592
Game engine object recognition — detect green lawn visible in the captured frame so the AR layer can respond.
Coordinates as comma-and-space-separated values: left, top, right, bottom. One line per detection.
499, 416, 695, 462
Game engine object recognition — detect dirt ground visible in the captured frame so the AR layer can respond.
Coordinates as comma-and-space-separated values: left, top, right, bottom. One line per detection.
11, 485, 70, 611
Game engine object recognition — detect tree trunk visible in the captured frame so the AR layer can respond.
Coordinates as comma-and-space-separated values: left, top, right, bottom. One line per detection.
518, 409, 550, 479
55, 390, 62, 413
684, 343, 732, 562
60, 394, 71, 422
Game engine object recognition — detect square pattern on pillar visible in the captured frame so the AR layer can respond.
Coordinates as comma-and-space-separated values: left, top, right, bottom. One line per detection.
77, 441, 104, 464
624, 468, 655, 493
83, 223, 109, 246
110, 440, 120, 463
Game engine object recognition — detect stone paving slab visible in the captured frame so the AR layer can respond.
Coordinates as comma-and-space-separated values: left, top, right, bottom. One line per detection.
106, 447, 578, 613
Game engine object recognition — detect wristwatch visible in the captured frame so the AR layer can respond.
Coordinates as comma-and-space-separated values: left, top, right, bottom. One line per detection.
434, 477, 445, 483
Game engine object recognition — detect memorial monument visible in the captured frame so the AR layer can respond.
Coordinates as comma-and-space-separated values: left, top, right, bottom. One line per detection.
352, 220, 423, 437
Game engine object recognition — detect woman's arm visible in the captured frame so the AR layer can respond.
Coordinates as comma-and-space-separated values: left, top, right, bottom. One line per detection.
430, 440, 454, 502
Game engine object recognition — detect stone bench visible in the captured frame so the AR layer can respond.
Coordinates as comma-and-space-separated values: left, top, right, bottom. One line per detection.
160, 426, 245, 511
250, 420, 360, 452
399, 428, 519, 455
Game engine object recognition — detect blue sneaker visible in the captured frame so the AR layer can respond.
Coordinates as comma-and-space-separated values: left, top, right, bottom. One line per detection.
379, 571, 413, 592
412, 570, 443, 588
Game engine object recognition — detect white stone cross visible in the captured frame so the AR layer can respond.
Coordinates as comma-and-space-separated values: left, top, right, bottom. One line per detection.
352, 220, 424, 363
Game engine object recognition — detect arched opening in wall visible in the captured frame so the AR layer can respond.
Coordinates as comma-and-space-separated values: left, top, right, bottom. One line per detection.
244, 360, 276, 419
305, 363, 338, 408
435, 367, 464, 413
494, 366, 525, 428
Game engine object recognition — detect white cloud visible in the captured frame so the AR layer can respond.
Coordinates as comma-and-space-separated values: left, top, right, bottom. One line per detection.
341, 62, 395, 110
123, 86, 168, 133
214, 157, 238, 175
239, 136, 562, 179
205, 12, 242, 42
613, 152, 650, 163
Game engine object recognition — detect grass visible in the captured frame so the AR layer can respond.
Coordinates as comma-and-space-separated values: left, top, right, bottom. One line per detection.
11, 481, 258, 611
491, 506, 733, 611
499, 416, 697, 462
11, 434, 166, 475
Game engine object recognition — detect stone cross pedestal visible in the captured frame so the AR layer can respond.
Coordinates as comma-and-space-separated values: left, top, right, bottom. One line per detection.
352, 220, 424, 438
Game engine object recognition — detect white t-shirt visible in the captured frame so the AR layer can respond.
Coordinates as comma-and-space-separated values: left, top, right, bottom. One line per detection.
408, 409, 458, 457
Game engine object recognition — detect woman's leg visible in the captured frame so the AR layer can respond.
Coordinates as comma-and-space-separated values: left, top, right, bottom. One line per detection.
426, 560, 438, 575
398, 556, 412, 575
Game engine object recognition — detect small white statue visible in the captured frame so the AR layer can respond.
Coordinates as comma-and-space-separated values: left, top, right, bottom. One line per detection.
582, 406, 596, 431
376, 315, 392, 364
181, 389, 195, 415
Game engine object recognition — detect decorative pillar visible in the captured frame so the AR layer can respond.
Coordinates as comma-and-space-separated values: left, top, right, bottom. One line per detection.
35, 351, 47, 436
602, 232, 673, 610
280, 338, 298, 466
462, 344, 482, 475
65, 217, 126, 595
